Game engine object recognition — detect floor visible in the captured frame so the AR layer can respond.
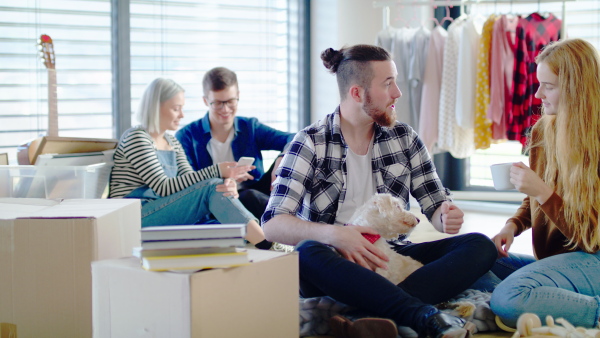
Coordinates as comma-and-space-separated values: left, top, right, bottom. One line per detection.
409, 203, 533, 256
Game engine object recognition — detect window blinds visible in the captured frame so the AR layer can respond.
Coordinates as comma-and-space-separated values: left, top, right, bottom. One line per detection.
0, 0, 113, 161
129, 0, 298, 135
0, 0, 299, 163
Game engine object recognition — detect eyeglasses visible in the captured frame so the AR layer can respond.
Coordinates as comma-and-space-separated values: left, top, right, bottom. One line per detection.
209, 98, 239, 110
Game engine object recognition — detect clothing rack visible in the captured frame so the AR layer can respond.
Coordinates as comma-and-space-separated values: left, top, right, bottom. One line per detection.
373, 0, 575, 32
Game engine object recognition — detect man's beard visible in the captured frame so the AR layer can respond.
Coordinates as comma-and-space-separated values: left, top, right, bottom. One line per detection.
363, 90, 396, 127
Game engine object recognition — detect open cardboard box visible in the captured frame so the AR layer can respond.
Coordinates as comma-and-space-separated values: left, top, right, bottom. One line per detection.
92, 250, 299, 338
0, 198, 141, 338
17, 136, 118, 165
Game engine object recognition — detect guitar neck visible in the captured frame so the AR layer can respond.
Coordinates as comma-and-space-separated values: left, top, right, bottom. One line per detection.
47, 69, 58, 137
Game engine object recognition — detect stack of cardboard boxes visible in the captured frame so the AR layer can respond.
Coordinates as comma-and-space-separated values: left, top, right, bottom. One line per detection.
0, 198, 299, 338
1, 136, 299, 338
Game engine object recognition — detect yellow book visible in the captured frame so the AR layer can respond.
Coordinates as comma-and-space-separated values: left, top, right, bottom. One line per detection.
141, 250, 249, 272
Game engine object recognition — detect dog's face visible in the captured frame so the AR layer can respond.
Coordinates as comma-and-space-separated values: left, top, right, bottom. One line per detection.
358, 194, 419, 239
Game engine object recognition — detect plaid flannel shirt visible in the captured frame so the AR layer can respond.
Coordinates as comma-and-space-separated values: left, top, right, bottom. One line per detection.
262, 108, 452, 226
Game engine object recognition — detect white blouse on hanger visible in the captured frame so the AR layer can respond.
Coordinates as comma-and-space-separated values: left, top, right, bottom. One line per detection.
437, 16, 467, 157
419, 25, 448, 153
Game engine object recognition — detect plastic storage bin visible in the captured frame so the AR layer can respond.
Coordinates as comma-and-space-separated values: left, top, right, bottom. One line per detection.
0, 163, 111, 199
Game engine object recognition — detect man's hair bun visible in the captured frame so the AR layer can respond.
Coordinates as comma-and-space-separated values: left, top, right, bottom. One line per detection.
321, 48, 344, 73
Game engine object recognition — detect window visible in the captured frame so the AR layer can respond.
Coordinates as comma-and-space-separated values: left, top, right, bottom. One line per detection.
128, 0, 300, 156
466, 0, 600, 189
0, 0, 303, 165
0, 0, 113, 163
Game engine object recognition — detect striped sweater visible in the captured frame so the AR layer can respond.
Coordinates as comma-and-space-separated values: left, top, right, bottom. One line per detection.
109, 126, 221, 198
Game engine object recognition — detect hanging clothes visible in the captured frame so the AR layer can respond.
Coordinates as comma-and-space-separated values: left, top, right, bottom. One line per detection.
377, 26, 396, 53
377, 26, 413, 128
408, 26, 431, 132
377, 26, 430, 131
473, 14, 498, 150
489, 14, 520, 141
510, 13, 562, 147
456, 14, 485, 130
393, 27, 419, 129
419, 25, 448, 153
454, 14, 485, 157
437, 16, 467, 157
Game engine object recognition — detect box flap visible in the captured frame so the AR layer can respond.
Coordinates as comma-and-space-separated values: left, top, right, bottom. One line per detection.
0, 198, 60, 219
246, 248, 289, 263
0, 198, 139, 220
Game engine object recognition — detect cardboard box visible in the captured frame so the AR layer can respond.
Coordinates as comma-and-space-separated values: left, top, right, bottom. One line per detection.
0, 198, 141, 338
17, 136, 118, 165
92, 250, 299, 338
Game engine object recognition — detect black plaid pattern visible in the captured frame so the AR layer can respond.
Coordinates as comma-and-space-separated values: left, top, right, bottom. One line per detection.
262, 108, 452, 226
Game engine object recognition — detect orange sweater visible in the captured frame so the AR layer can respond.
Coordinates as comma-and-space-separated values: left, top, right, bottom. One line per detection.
507, 130, 577, 260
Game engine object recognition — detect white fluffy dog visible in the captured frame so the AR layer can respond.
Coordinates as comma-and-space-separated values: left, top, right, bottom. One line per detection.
348, 193, 424, 284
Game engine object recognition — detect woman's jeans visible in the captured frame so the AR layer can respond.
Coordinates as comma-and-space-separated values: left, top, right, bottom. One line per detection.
297, 232, 497, 331
491, 250, 600, 328
470, 252, 536, 292
130, 178, 256, 227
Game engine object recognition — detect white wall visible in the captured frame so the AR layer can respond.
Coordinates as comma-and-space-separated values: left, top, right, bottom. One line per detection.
310, 1, 431, 124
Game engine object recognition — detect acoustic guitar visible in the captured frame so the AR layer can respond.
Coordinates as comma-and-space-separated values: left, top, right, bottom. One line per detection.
16, 35, 117, 165
39, 34, 58, 137
17, 34, 58, 164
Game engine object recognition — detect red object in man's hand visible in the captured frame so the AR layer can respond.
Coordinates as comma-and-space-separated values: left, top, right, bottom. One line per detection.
362, 233, 381, 244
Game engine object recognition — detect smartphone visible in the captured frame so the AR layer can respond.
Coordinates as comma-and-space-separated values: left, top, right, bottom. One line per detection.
236, 156, 255, 167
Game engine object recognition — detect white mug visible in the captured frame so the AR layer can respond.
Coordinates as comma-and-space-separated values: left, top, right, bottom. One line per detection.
490, 163, 516, 190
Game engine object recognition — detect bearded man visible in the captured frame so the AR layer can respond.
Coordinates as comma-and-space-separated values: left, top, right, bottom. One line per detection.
261, 44, 497, 338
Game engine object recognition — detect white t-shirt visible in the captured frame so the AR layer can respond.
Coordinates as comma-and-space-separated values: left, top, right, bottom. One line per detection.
335, 141, 377, 226
208, 129, 235, 164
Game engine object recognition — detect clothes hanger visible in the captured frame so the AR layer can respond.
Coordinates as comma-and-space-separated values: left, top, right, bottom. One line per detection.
394, 4, 420, 28
439, 5, 455, 26
394, 6, 410, 28
431, 5, 442, 27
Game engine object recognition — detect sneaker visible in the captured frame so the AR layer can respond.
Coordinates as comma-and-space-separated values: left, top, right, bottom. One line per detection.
270, 242, 295, 253
423, 312, 475, 338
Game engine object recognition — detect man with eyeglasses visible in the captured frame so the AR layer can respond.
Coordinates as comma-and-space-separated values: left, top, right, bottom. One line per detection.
176, 67, 296, 220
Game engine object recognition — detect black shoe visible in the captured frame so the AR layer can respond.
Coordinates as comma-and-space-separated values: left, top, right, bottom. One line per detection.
423, 312, 475, 338
329, 315, 398, 338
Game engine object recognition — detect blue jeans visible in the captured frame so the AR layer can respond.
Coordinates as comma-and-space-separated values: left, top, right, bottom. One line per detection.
297, 233, 497, 332
490, 250, 600, 328
469, 253, 536, 292
136, 178, 256, 227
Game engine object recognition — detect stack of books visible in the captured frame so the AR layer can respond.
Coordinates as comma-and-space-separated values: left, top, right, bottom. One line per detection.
135, 223, 249, 271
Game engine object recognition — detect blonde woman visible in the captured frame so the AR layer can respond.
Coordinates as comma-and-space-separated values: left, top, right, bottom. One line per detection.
109, 78, 280, 250
489, 38, 600, 328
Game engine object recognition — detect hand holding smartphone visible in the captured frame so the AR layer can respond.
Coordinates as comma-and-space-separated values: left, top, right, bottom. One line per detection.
236, 156, 255, 167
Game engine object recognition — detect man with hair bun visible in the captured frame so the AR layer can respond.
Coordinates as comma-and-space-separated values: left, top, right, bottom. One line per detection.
262, 44, 497, 338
